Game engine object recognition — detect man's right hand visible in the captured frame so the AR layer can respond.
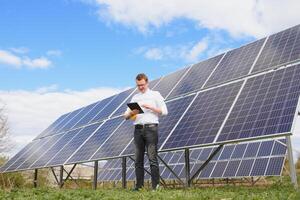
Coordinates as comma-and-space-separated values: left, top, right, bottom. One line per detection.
125, 109, 140, 120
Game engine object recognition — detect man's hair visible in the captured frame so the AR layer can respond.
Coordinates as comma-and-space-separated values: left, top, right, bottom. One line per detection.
136, 73, 148, 82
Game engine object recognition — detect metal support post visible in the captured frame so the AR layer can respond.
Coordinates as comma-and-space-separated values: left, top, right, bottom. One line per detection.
34, 169, 38, 188
122, 157, 127, 189
93, 161, 98, 190
286, 135, 298, 189
184, 148, 191, 187
59, 166, 64, 188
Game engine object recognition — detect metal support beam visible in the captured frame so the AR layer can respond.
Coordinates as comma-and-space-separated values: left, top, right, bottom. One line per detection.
50, 167, 59, 185
184, 148, 191, 187
93, 161, 98, 190
286, 135, 298, 189
34, 169, 38, 188
62, 164, 79, 188
59, 166, 64, 188
128, 156, 167, 188
157, 155, 185, 186
122, 157, 127, 189
190, 145, 223, 183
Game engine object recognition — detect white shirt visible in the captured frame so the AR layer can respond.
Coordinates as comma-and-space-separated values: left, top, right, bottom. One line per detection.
125, 89, 168, 125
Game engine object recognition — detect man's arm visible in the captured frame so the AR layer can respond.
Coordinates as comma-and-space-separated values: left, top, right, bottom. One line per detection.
141, 92, 168, 116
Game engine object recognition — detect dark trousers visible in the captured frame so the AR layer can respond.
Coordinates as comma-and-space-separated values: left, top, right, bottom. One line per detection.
134, 125, 159, 189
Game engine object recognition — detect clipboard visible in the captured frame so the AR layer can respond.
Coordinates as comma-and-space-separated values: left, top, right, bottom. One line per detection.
127, 102, 144, 113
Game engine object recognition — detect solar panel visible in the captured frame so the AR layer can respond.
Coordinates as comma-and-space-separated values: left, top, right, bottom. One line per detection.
74, 95, 116, 128
167, 54, 224, 99
34, 113, 70, 139
66, 117, 124, 164
91, 119, 132, 160
217, 64, 300, 142
253, 24, 300, 73
63, 103, 96, 130
162, 81, 243, 151
45, 123, 101, 167
121, 94, 196, 156
31, 129, 84, 169
53, 108, 84, 134
152, 67, 190, 98
5, 137, 53, 172
0, 140, 40, 172
89, 89, 134, 123
205, 39, 265, 87
97, 139, 286, 181
16, 134, 64, 170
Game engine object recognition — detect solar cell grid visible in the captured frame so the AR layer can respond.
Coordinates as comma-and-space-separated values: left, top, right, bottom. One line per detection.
168, 54, 224, 99
162, 81, 243, 150
253, 24, 300, 73
17, 134, 64, 170
46, 123, 101, 167
153, 67, 190, 99
91, 119, 132, 160
205, 39, 265, 87
31, 130, 81, 168
217, 64, 300, 142
66, 117, 124, 164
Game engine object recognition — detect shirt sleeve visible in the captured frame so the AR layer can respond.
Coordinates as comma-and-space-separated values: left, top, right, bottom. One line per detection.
155, 92, 168, 116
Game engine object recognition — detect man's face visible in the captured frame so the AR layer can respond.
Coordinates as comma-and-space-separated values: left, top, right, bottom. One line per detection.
136, 79, 148, 93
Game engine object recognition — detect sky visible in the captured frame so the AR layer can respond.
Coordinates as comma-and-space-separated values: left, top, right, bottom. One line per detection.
0, 0, 300, 158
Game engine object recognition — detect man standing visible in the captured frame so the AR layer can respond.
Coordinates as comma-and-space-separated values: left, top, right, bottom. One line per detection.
124, 73, 168, 190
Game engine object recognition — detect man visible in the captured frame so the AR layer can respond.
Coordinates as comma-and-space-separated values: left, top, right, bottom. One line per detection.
124, 73, 168, 190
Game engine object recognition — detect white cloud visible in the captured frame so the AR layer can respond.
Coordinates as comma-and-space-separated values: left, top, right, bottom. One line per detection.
10, 47, 30, 54
87, 0, 300, 38
135, 36, 224, 63
0, 86, 124, 156
0, 49, 52, 69
0, 50, 22, 68
23, 57, 52, 69
47, 50, 62, 57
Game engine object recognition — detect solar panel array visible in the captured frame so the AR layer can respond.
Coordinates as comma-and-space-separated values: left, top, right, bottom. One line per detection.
97, 139, 286, 181
1, 24, 299, 177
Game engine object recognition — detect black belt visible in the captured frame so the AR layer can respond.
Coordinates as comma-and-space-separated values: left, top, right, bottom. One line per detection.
135, 124, 158, 129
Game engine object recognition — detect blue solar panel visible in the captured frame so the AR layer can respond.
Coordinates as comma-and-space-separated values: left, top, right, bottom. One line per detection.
75, 96, 116, 128
152, 67, 190, 98
236, 159, 254, 177
91, 119, 132, 160
0, 140, 40, 172
253, 24, 300, 73
168, 54, 224, 99
61, 102, 98, 131
265, 157, 285, 176
66, 117, 124, 164
89, 89, 134, 123
45, 123, 101, 167
121, 94, 195, 156
217, 64, 300, 142
223, 160, 241, 177
5, 137, 52, 172
162, 81, 243, 150
54, 108, 84, 134
34, 113, 70, 139
205, 39, 265, 87
210, 161, 228, 178
250, 158, 269, 176
30, 130, 81, 169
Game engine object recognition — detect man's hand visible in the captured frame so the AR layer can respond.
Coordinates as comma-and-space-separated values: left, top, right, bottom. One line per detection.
125, 109, 140, 120
142, 104, 162, 115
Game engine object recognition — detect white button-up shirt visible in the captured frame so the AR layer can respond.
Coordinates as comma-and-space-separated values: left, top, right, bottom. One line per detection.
125, 89, 168, 125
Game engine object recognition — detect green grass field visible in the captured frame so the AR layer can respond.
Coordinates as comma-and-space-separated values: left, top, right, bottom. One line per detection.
1, 180, 299, 200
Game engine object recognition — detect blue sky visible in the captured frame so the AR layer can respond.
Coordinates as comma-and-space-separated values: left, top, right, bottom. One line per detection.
0, 0, 300, 156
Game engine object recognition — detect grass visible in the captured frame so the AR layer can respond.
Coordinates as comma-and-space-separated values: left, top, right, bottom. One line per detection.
0, 181, 299, 200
